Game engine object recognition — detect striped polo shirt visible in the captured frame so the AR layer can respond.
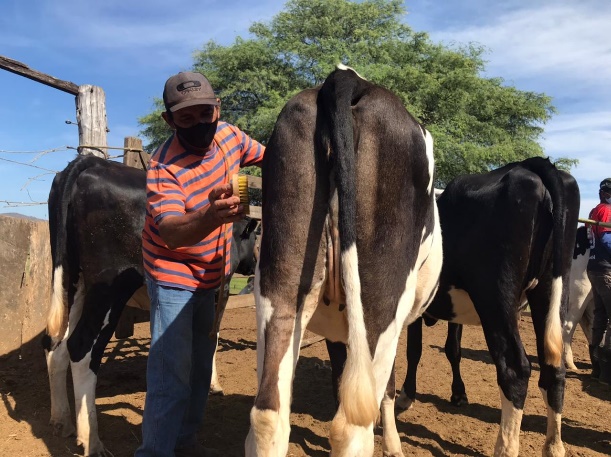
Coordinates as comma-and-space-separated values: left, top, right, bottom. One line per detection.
142, 121, 264, 290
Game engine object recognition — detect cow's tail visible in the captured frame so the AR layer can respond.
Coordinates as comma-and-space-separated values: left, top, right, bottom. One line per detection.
319, 65, 379, 427
46, 155, 90, 340
523, 157, 567, 367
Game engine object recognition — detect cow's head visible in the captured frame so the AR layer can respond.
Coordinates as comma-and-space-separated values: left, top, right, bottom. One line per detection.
231, 217, 259, 276
573, 225, 589, 259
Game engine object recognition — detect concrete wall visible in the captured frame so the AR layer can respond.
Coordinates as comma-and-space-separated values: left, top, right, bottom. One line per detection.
0, 214, 51, 362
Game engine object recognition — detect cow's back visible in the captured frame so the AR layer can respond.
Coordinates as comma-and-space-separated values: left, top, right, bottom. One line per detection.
69, 160, 146, 283
433, 160, 570, 307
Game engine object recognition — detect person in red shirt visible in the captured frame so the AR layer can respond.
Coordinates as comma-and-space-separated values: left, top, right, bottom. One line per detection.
137, 72, 264, 457
586, 178, 611, 384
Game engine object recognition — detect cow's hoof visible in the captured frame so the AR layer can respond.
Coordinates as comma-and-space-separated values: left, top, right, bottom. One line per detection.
565, 362, 578, 371
543, 438, 565, 457
395, 390, 414, 411
79, 440, 113, 457
383, 452, 405, 457
209, 386, 224, 396
450, 393, 468, 406
50, 419, 75, 438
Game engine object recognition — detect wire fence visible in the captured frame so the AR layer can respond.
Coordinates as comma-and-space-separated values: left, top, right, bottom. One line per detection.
0, 144, 144, 208
2, 147, 609, 229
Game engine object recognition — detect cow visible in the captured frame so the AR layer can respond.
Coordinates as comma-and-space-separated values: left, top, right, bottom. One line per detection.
398, 225, 595, 413
244, 65, 443, 457
387, 157, 578, 457
563, 225, 594, 370
42, 154, 258, 457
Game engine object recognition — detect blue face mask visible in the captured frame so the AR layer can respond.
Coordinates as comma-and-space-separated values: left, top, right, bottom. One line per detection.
606, 196, 611, 204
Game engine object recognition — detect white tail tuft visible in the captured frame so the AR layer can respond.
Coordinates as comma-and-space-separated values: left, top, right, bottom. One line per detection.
47, 267, 67, 339
544, 277, 563, 367
338, 245, 379, 427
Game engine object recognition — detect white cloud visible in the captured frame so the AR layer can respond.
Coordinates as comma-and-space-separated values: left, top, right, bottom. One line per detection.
2, 0, 285, 71
432, 3, 611, 93
541, 111, 611, 180
42, 1, 281, 51
422, 1, 611, 219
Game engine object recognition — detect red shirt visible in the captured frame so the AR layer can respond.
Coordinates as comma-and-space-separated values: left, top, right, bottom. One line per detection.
142, 121, 264, 290
589, 203, 611, 238
587, 202, 611, 270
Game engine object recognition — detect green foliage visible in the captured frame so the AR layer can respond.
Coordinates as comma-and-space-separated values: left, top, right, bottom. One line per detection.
553, 157, 579, 172
139, 99, 172, 152
138, 0, 576, 184
229, 276, 251, 295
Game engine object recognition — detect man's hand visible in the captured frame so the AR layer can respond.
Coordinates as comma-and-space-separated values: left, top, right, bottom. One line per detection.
208, 183, 245, 224
157, 183, 245, 249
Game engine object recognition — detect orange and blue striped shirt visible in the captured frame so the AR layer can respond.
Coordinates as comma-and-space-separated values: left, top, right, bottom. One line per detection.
142, 121, 264, 290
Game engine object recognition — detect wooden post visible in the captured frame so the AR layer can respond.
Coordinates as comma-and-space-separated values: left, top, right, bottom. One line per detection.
76, 85, 107, 158
123, 137, 148, 170
1, 56, 110, 160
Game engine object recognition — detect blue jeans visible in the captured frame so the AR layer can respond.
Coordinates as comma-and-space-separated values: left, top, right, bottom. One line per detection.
135, 276, 217, 457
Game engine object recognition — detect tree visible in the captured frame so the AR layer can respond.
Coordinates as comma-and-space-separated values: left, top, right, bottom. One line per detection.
139, 0, 574, 185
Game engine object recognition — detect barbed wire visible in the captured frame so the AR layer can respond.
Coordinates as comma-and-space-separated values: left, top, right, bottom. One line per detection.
0, 200, 46, 207
0, 146, 70, 155
0, 144, 146, 208
0, 156, 58, 172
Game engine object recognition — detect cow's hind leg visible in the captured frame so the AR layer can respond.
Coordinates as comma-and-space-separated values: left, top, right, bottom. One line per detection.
210, 333, 223, 395
246, 273, 324, 456
69, 269, 142, 456
477, 303, 530, 457
381, 367, 404, 457
44, 268, 82, 439
397, 317, 423, 411
446, 323, 468, 406
562, 291, 592, 370
528, 280, 566, 457
45, 337, 76, 438
331, 284, 418, 457
71, 354, 106, 456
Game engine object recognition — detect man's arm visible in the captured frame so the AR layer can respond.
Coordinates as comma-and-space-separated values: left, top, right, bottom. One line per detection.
158, 183, 244, 249
238, 129, 265, 168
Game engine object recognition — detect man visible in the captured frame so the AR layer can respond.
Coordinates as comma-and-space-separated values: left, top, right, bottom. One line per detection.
587, 178, 611, 384
136, 71, 264, 457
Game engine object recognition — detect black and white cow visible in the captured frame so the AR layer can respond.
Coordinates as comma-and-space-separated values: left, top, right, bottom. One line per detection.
42, 154, 258, 456
398, 225, 594, 414
245, 65, 443, 456
563, 225, 594, 369
394, 157, 579, 457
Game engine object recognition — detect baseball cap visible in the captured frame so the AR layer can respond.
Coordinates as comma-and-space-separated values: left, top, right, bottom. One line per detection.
600, 178, 611, 193
163, 71, 219, 112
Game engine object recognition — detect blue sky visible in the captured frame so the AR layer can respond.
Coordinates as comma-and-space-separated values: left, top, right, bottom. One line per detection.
1, 0, 609, 220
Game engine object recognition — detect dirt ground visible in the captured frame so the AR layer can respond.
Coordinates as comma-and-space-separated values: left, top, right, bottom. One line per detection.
1, 299, 610, 457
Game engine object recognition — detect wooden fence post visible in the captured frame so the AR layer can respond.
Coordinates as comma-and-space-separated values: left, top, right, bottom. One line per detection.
76, 85, 107, 158
123, 137, 148, 169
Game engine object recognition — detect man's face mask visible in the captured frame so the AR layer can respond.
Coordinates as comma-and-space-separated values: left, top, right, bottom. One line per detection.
176, 120, 218, 150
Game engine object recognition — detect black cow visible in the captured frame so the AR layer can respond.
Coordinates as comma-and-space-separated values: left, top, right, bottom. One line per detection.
399, 226, 594, 412
245, 65, 443, 456
395, 158, 578, 457
42, 154, 257, 456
